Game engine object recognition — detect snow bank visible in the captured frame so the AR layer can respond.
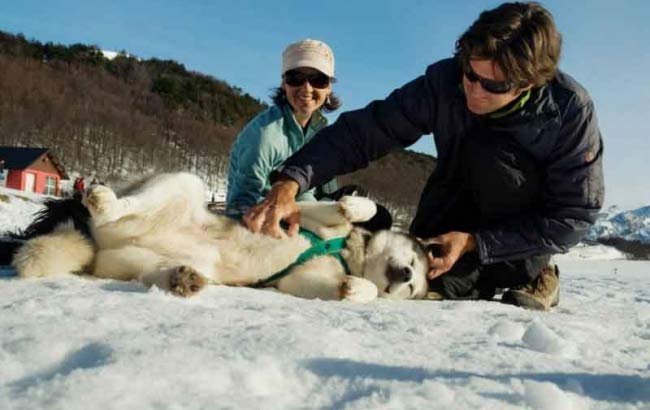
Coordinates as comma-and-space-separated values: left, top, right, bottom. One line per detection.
521, 380, 587, 410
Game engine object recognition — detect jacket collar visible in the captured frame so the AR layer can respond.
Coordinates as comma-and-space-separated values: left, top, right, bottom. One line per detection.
280, 103, 327, 135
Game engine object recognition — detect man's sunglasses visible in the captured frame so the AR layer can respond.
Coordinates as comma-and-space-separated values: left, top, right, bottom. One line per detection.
463, 65, 513, 94
284, 70, 331, 89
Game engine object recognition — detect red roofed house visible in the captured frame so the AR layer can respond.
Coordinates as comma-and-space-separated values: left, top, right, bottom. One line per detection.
0, 146, 68, 196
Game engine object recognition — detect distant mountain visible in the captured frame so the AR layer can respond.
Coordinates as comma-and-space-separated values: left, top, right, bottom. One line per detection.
587, 205, 650, 243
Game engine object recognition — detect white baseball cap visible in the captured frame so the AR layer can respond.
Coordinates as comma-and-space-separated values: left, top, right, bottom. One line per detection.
282, 39, 335, 78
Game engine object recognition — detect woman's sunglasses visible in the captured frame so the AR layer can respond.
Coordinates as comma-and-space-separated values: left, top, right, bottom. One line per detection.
284, 70, 331, 89
463, 65, 513, 94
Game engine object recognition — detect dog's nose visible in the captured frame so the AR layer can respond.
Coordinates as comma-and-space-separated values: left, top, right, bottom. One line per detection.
387, 265, 412, 283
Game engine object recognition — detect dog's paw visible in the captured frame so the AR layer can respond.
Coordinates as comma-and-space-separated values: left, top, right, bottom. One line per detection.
339, 196, 377, 223
83, 185, 120, 225
169, 266, 207, 297
340, 276, 378, 303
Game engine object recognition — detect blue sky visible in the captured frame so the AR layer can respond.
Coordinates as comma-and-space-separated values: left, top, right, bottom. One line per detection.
1, 1, 648, 208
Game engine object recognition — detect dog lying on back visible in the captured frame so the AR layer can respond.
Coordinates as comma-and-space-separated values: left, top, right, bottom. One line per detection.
11, 173, 430, 302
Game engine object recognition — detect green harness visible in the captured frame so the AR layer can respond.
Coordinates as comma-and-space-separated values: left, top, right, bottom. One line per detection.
252, 228, 348, 288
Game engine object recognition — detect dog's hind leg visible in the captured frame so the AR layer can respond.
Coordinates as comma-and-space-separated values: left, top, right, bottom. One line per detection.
86, 173, 211, 226
275, 256, 378, 303
93, 246, 207, 297
141, 265, 207, 297
93, 246, 165, 281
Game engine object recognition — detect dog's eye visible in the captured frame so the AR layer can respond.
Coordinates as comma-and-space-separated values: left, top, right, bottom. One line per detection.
410, 256, 415, 266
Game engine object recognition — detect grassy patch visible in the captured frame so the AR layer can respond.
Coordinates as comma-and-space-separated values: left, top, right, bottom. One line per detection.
0, 194, 9, 203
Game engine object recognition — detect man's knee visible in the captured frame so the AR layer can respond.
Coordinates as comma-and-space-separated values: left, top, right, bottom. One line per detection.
480, 254, 552, 288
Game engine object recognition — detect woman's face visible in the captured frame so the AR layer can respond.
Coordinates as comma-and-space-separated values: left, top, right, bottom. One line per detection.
282, 67, 331, 120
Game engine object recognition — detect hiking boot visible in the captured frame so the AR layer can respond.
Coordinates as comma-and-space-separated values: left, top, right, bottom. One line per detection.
501, 264, 560, 311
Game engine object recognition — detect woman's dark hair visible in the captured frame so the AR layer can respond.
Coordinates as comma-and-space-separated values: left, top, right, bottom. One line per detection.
455, 2, 562, 88
269, 79, 341, 113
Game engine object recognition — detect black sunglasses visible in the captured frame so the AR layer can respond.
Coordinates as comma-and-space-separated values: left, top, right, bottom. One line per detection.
463, 65, 513, 94
284, 70, 331, 89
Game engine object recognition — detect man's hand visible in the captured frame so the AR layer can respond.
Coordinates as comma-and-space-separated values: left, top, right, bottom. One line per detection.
243, 179, 301, 239
423, 231, 476, 280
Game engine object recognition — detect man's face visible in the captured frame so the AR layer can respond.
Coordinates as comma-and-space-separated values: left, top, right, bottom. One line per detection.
462, 59, 527, 115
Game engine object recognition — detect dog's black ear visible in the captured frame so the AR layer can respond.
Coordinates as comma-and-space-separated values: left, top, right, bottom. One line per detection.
353, 203, 392, 232
415, 237, 445, 257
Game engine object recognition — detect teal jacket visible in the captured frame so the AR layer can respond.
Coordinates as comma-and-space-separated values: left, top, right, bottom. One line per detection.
226, 103, 337, 216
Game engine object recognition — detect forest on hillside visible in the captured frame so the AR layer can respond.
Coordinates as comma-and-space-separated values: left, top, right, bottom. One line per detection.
0, 31, 266, 190
0, 30, 436, 217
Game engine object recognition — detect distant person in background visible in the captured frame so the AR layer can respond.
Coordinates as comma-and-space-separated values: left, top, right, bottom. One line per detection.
225, 39, 341, 217
245, 2, 604, 311
0, 160, 5, 187
73, 177, 85, 196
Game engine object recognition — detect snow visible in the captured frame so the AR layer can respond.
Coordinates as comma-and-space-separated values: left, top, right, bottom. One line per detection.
101, 50, 138, 61
561, 242, 628, 260
101, 50, 119, 60
0, 187, 50, 234
1, 188, 649, 409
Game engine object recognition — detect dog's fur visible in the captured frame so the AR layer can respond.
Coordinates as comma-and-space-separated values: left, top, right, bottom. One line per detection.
12, 173, 429, 302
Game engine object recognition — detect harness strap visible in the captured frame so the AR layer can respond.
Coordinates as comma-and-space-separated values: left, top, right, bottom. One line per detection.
252, 228, 348, 288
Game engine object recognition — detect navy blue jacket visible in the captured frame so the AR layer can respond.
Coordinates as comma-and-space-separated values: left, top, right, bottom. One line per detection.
276, 58, 604, 264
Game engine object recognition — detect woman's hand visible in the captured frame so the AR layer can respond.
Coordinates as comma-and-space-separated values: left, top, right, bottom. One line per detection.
423, 231, 476, 280
243, 179, 301, 239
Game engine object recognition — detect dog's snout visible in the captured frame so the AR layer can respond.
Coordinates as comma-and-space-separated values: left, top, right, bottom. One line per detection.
387, 265, 412, 283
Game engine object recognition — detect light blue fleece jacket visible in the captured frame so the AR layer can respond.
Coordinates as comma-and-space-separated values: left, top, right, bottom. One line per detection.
226, 103, 336, 216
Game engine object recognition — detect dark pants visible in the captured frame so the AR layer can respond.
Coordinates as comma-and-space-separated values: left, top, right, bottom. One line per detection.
429, 132, 551, 299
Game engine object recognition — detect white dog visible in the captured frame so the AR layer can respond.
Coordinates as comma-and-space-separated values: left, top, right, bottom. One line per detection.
12, 173, 430, 302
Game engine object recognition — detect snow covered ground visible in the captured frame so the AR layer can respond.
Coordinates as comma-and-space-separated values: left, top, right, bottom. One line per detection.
1, 188, 649, 410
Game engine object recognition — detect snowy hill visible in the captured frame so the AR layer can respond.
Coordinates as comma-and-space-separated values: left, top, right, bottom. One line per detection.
587, 205, 650, 243
2, 186, 649, 409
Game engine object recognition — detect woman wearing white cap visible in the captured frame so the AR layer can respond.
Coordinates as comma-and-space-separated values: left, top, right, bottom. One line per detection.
226, 39, 341, 216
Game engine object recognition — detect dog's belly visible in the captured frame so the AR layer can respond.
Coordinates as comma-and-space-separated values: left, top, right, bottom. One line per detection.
94, 224, 221, 278
213, 231, 311, 286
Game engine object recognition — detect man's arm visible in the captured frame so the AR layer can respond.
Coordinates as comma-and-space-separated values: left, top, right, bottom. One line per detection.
475, 100, 604, 264
245, 62, 448, 236
274, 63, 443, 194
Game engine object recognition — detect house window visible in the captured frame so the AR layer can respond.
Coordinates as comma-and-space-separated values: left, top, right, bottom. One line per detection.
45, 176, 57, 195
